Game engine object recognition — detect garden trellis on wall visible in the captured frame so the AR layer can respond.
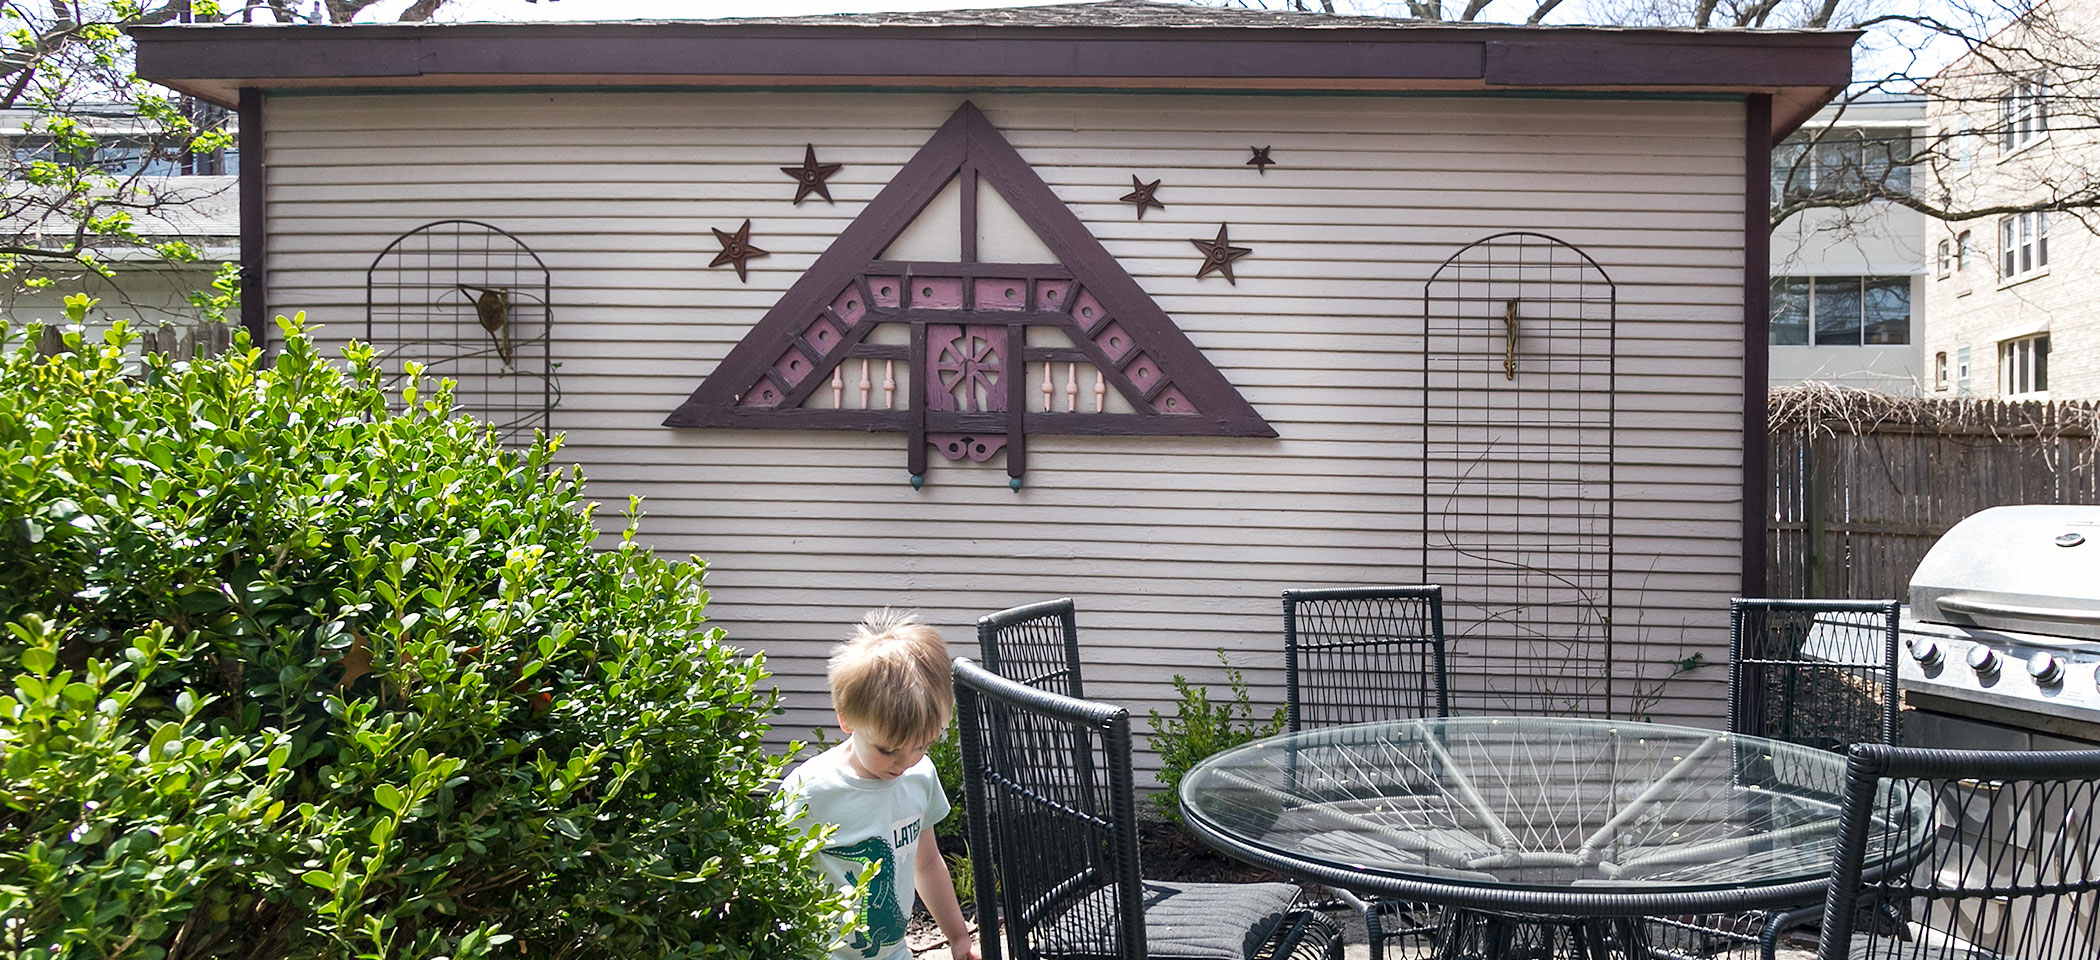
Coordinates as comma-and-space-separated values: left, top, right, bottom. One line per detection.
1423, 232, 1617, 718
366, 220, 557, 444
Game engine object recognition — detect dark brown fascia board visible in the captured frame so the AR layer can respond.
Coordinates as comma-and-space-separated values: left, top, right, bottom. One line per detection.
131, 22, 1854, 135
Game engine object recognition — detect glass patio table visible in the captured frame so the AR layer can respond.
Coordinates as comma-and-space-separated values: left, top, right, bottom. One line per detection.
1179, 716, 1935, 921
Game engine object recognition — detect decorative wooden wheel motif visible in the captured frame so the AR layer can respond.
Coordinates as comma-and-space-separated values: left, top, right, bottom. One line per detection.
929, 324, 1006, 412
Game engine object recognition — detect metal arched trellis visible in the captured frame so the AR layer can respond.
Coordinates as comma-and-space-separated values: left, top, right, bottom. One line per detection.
366, 220, 556, 444
1422, 231, 1616, 718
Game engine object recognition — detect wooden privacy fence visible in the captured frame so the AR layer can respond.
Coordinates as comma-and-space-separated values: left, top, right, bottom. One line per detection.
1767, 385, 2100, 599
35, 321, 236, 360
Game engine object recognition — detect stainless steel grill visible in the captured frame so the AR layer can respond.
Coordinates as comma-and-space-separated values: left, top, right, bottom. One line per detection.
1890, 505, 2100, 960
1898, 505, 2100, 745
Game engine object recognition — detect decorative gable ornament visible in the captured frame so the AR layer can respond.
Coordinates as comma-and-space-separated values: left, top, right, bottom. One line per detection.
663, 102, 1274, 489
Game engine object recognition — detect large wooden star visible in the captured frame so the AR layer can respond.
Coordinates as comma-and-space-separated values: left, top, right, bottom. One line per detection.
780, 144, 844, 204
710, 219, 769, 282
1247, 145, 1275, 174
1120, 175, 1166, 219
1190, 224, 1252, 284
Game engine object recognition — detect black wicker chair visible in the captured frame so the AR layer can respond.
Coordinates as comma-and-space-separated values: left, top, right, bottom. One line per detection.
1767, 743, 2100, 960
1643, 599, 1905, 960
1728, 599, 1902, 753
1281, 586, 1449, 960
954, 658, 1340, 960
1282, 586, 1449, 732
978, 598, 1085, 697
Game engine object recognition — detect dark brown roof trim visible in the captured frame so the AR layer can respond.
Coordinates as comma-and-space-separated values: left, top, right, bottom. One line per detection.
132, 21, 1854, 136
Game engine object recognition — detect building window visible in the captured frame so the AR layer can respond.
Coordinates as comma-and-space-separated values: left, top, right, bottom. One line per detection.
2000, 75, 2048, 154
1957, 347, 1972, 397
2000, 335, 2049, 395
1937, 240, 1952, 278
1935, 352, 1949, 390
1769, 276, 1911, 346
2000, 211, 2049, 280
1771, 127, 1912, 201
1956, 230, 1973, 271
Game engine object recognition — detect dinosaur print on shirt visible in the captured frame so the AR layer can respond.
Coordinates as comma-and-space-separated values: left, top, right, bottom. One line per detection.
826, 832, 910, 957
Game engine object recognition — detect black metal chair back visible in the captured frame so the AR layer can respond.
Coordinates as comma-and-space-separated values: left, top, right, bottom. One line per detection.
955, 657, 1142, 960
1283, 586, 1448, 733
978, 598, 1085, 698
1729, 598, 1901, 753
1818, 744, 2100, 960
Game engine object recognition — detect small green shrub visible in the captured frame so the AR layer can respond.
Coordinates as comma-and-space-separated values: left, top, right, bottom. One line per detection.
1144, 650, 1284, 825
927, 722, 968, 840
0, 316, 851, 960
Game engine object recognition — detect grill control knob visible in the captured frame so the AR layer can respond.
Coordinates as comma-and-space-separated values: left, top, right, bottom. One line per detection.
2028, 652, 2066, 686
1910, 639, 1944, 667
1966, 644, 2001, 678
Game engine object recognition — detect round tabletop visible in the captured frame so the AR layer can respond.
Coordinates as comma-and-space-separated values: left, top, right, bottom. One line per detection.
1179, 716, 1934, 917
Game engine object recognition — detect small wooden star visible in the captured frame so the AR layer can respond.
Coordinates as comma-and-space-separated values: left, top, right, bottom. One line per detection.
710, 219, 769, 282
780, 144, 843, 204
1120, 175, 1166, 219
1189, 224, 1252, 284
1246, 145, 1275, 174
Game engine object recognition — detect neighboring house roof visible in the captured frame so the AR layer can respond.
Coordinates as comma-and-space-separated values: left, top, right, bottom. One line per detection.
0, 103, 239, 251
130, 1, 1856, 138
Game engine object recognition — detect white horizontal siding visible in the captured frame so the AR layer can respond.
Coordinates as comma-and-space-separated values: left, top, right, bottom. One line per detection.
261, 89, 1751, 781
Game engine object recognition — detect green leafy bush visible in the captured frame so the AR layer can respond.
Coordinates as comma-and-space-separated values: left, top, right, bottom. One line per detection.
1144, 650, 1284, 825
926, 723, 968, 840
0, 316, 850, 959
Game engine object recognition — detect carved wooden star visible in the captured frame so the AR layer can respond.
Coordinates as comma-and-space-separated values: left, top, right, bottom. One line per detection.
710, 219, 769, 282
1247, 145, 1275, 174
1189, 224, 1252, 284
780, 144, 843, 204
1120, 175, 1166, 219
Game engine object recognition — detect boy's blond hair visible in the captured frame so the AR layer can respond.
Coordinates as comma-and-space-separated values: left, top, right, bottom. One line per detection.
829, 609, 952, 748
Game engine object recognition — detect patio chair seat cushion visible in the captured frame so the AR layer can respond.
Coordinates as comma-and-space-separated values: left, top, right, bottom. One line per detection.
1032, 879, 1302, 960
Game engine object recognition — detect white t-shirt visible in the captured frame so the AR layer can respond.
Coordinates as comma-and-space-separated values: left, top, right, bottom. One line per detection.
780, 742, 952, 960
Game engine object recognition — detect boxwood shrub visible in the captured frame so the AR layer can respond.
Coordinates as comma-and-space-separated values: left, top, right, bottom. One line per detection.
0, 315, 850, 959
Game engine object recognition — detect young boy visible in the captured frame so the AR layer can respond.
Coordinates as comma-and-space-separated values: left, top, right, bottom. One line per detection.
781, 610, 979, 960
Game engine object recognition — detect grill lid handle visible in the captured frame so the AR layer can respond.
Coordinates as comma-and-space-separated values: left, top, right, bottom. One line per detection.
1934, 594, 2100, 626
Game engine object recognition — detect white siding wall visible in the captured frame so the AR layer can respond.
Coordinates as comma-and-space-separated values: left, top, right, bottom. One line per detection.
261, 90, 1750, 778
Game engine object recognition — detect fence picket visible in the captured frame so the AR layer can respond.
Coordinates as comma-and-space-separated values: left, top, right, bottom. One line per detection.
1768, 391, 2100, 598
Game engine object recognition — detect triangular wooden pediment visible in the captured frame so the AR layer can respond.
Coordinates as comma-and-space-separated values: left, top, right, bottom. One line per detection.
663, 102, 1274, 485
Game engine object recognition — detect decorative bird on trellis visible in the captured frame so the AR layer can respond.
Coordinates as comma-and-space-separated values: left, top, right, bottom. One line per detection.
457, 284, 515, 366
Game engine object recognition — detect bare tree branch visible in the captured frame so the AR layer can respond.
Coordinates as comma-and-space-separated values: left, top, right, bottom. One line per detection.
395, 0, 448, 21
0, 0, 487, 318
